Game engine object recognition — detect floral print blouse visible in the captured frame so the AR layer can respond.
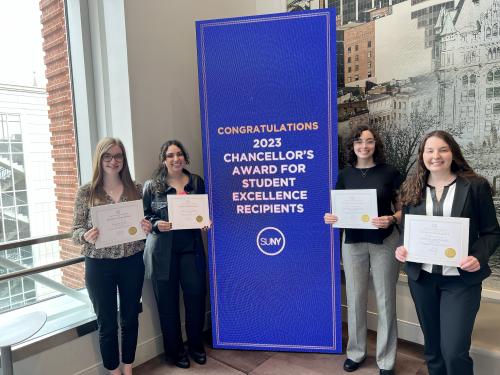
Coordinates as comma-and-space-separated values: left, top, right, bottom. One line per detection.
72, 183, 145, 258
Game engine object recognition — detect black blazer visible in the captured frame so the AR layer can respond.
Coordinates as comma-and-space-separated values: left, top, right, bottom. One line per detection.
402, 176, 500, 285
142, 170, 206, 280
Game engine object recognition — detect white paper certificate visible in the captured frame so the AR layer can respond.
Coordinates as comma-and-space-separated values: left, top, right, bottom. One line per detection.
404, 214, 469, 267
90, 200, 146, 249
167, 194, 210, 230
330, 189, 378, 229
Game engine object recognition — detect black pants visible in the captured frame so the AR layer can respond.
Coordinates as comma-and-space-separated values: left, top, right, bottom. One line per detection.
408, 272, 481, 375
85, 251, 145, 370
151, 251, 206, 360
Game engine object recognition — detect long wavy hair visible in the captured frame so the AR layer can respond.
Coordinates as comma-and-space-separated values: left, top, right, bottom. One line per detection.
89, 137, 139, 205
399, 130, 484, 206
345, 124, 386, 167
151, 140, 190, 194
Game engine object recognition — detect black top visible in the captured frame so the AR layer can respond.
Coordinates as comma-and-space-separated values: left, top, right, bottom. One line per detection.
336, 163, 403, 244
143, 170, 206, 280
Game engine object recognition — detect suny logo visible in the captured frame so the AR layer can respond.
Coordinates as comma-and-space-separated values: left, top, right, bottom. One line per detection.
256, 227, 286, 256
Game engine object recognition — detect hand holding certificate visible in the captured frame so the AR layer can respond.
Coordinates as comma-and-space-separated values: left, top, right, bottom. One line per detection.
90, 200, 146, 249
330, 189, 378, 229
403, 214, 469, 267
167, 194, 210, 230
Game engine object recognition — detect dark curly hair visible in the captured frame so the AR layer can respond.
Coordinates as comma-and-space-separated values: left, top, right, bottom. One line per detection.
151, 140, 190, 193
345, 124, 386, 167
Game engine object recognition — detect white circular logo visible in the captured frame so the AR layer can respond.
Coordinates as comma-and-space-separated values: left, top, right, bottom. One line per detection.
256, 227, 286, 256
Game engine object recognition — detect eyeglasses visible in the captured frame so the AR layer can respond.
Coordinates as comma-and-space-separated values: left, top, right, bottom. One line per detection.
353, 139, 376, 146
102, 153, 124, 162
165, 152, 184, 159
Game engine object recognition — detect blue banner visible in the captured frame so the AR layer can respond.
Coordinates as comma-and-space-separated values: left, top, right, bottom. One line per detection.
196, 9, 341, 353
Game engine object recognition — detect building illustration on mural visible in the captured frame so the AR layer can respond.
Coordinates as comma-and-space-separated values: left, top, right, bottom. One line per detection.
332, 0, 500, 289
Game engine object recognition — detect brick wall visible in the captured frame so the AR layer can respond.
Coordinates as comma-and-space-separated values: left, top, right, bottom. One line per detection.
40, 0, 84, 288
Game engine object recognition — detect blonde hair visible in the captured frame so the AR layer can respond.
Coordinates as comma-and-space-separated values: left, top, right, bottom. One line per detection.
89, 137, 139, 205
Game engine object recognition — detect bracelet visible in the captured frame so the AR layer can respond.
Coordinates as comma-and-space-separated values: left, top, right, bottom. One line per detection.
391, 215, 398, 225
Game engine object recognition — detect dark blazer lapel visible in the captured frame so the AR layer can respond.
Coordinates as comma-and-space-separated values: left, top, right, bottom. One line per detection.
451, 177, 470, 217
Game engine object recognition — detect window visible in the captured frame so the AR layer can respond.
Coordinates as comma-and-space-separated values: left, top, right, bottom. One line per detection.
368, 40, 372, 48
487, 88, 494, 99
355, 44, 359, 51
347, 57, 351, 63
487, 27, 491, 37
348, 46, 351, 54
355, 65, 359, 71
355, 55, 359, 62
488, 71, 494, 82
495, 69, 500, 81
368, 71, 372, 78
354, 75, 359, 81
462, 75, 468, 86
470, 74, 476, 84
368, 61, 371, 68
348, 66, 352, 73
494, 87, 500, 97
368, 51, 371, 58
494, 24, 498, 37
494, 103, 500, 114
0, 0, 82, 313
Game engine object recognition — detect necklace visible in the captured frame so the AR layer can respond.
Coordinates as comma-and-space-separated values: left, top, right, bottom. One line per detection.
359, 168, 369, 178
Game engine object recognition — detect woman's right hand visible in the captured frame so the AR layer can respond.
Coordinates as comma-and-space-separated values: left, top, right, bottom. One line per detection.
157, 220, 172, 232
395, 246, 408, 263
324, 213, 338, 225
83, 227, 99, 244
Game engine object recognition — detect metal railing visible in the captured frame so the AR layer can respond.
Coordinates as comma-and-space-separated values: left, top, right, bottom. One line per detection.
0, 232, 87, 303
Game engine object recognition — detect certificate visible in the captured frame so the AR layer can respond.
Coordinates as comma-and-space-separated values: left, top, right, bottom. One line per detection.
90, 200, 146, 249
167, 194, 210, 230
404, 214, 469, 267
331, 189, 378, 229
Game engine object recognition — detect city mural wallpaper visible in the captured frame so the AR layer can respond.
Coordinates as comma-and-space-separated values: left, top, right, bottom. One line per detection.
290, 0, 500, 291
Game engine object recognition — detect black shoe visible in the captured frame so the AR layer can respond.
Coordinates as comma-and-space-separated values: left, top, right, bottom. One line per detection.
174, 355, 190, 369
189, 350, 207, 365
343, 358, 365, 372
380, 370, 395, 375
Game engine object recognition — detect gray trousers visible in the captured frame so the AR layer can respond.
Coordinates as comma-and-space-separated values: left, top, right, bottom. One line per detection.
342, 229, 400, 370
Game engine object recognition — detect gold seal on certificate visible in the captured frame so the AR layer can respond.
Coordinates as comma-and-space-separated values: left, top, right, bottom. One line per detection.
445, 248, 456, 258
196, 215, 203, 223
128, 226, 138, 235
361, 214, 370, 223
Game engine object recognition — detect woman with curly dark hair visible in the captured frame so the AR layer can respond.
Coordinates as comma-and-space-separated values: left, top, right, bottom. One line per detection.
325, 124, 403, 375
143, 140, 208, 369
396, 130, 500, 375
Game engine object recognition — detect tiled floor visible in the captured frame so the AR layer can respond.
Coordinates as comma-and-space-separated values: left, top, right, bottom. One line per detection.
134, 328, 428, 375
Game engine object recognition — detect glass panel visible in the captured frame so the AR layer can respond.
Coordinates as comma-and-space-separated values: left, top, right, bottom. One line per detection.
10, 143, 22, 152
2, 192, 14, 207
0, 143, 8, 152
15, 191, 27, 205
13, 170, 26, 190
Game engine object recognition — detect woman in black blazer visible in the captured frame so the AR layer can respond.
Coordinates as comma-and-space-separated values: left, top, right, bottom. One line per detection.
143, 140, 208, 369
395, 130, 500, 375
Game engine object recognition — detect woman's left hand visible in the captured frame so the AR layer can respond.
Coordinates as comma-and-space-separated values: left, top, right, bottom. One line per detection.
371, 215, 394, 229
460, 256, 481, 272
141, 218, 153, 234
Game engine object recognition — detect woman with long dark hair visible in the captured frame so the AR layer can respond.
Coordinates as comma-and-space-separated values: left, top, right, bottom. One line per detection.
325, 124, 403, 375
396, 130, 500, 375
72, 137, 152, 375
143, 140, 208, 369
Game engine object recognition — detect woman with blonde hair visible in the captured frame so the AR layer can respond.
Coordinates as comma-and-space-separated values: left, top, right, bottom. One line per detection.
72, 137, 151, 375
